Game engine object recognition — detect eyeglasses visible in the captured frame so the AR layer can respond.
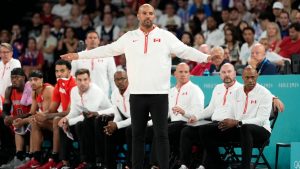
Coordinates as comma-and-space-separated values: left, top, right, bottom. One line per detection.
0, 51, 12, 54
115, 77, 127, 82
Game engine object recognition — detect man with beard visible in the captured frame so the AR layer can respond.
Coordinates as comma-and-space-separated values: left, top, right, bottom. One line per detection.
0, 68, 31, 169
61, 4, 212, 169
33, 59, 77, 169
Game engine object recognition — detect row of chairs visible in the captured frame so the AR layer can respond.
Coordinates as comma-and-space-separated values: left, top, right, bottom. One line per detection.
278, 54, 300, 74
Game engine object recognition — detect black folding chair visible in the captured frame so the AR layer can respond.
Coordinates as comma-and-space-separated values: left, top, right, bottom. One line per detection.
291, 54, 300, 74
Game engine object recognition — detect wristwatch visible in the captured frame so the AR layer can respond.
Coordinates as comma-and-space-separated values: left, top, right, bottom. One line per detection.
237, 121, 243, 128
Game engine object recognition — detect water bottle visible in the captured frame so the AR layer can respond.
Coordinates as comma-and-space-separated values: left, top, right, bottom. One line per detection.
203, 69, 210, 76
77, 40, 85, 52
117, 162, 123, 169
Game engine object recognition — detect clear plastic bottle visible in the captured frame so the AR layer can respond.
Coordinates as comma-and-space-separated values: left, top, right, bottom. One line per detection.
203, 69, 210, 76
117, 162, 123, 169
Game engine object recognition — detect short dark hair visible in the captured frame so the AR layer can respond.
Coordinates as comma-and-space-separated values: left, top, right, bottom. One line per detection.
85, 30, 99, 39
229, 7, 238, 13
29, 70, 43, 79
55, 59, 72, 70
75, 68, 90, 78
259, 12, 271, 21
242, 26, 255, 34
11, 68, 25, 77
289, 22, 300, 32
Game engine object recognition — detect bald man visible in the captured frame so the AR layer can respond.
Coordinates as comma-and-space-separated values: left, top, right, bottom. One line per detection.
151, 63, 204, 168
209, 46, 229, 75
248, 43, 277, 75
60, 4, 213, 169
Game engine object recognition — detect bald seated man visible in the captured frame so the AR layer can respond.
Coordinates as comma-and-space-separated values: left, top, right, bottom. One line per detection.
248, 43, 277, 75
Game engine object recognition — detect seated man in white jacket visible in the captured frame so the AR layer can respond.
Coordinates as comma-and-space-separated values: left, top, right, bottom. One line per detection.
103, 70, 131, 169
151, 63, 204, 168
58, 68, 114, 169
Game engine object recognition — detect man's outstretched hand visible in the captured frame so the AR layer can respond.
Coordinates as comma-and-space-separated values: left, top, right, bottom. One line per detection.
60, 53, 79, 61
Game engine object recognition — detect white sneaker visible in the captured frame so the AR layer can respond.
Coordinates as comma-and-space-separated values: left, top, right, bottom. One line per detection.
14, 157, 30, 169
0, 157, 23, 169
178, 164, 188, 169
196, 165, 205, 169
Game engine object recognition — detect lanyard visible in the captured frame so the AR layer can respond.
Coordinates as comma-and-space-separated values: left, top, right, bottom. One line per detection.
258, 58, 267, 75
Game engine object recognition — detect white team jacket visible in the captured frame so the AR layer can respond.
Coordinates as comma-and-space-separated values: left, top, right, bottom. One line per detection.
196, 81, 242, 121
231, 83, 273, 132
78, 26, 208, 94
66, 83, 114, 126
169, 81, 204, 122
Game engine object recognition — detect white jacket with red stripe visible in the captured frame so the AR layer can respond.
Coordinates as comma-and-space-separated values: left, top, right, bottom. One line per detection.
169, 81, 204, 122
78, 27, 208, 94
195, 81, 242, 121
231, 83, 273, 132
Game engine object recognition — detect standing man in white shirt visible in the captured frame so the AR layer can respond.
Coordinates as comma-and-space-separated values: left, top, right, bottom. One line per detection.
71, 30, 116, 97
0, 43, 21, 97
58, 68, 115, 168
61, 4, 211, 169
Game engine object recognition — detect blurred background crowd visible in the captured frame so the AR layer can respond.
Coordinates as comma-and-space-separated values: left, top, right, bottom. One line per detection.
1, 0, 300, 84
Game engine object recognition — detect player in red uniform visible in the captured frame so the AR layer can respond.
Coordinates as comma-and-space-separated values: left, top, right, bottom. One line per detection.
37, 59, 76, 169
16, 70, 54, 169
1, 68, 32, 168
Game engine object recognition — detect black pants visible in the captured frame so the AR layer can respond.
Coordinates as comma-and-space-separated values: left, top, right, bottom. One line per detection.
59, 125, 77, 162
105, 126, 132, 168
126, 125, 154, 168
151, 121, 186, 165
180, 125, 205, 167
130, 94, 169, 169
75, 116, 109, 164
198, 123, 270, 169
0, 117, 14, 149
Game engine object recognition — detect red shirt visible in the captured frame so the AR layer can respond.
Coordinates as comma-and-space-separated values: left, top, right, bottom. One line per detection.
191, 62, 212, 76
0, 96, 4, 116
10, 89, 31, 117
52, 76, 76, 111
36, 83, 52, 112
279, 37, 300, 58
